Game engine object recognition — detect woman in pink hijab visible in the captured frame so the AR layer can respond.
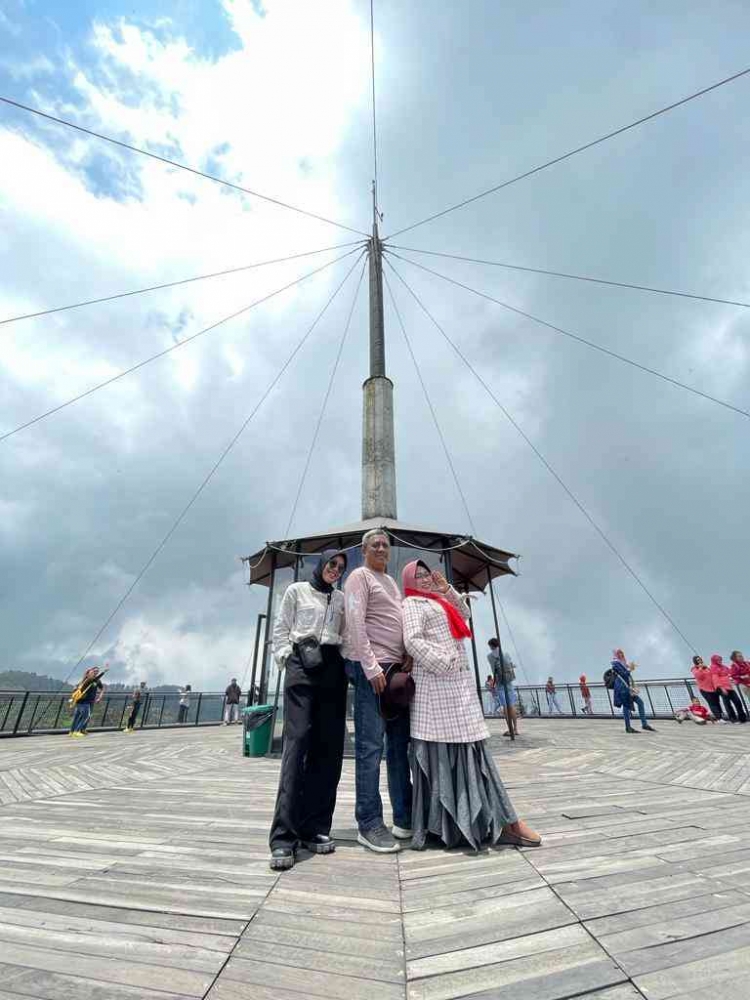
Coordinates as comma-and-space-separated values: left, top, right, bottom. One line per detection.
710, 654, 747, 723
401, 559, 540, 851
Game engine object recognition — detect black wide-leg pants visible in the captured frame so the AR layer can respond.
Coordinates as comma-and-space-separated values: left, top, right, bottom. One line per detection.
269, 646, 348, 851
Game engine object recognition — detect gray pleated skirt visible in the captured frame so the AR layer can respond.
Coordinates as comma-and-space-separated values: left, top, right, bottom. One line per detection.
411, 738, 518, 851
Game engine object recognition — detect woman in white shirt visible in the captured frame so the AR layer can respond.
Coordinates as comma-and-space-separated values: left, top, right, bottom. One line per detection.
268, 550, 348, 871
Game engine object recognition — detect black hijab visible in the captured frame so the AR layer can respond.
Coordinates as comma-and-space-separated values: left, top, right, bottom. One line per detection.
310, 549, 348, 594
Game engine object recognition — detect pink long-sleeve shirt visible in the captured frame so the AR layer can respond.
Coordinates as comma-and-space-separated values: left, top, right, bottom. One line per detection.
731, 660, 750, 687
343, 566, 404, 679
691, 665, 717, 693
711, 662, 734, 693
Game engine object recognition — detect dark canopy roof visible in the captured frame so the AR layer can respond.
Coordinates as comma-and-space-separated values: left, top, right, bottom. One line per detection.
242, 517, 518, 593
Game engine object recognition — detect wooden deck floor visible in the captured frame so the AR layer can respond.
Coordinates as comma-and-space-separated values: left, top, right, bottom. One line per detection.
2, 717, 750, 999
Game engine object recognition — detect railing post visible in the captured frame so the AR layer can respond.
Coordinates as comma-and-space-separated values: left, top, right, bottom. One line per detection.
141, 693, 151, 728
1, 696, 14, 732
606, 686, 615, 716
118, 697, 129, 730
12, 692, 30, 736
100, 698, 110, 729
567, 685, 576, 716
249, 613, 266, 707
195, 693, 203, 725
52, 696, 64, 731
158, 696, 166, 727
644, 684, 656, 718
664, 686, 675, 714
26, 695, 42, 733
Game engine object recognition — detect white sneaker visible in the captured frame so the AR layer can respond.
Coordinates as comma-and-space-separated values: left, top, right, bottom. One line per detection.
717, 719, 728, 725
392, 825, 413, 840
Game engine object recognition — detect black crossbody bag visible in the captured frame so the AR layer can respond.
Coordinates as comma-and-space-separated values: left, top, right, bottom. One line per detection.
295, 592, 332, 674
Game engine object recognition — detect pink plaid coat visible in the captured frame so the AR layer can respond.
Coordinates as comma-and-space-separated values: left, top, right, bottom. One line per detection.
402, 588, 489, 743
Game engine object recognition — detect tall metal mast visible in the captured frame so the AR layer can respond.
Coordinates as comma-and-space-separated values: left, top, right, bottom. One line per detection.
362, 183, 397, 519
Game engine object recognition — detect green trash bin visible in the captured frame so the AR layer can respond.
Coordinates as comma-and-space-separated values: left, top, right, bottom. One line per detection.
242, 705, 274, 757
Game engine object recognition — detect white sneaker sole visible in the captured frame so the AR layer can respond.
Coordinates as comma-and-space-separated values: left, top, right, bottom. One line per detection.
357, 832, 400, 853
392, 827, 413, 840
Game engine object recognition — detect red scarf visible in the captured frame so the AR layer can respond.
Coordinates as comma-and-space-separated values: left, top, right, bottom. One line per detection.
404, 587, 473, 639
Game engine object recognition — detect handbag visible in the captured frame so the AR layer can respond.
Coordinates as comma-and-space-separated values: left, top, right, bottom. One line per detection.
295, 593, 332, 674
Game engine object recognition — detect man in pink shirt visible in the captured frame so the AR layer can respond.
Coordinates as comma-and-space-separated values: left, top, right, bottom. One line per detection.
344, 529, 412, 853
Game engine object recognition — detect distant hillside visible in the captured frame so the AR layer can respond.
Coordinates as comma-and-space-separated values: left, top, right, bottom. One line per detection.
0, 670, 72, 692
0, 672, 185, 693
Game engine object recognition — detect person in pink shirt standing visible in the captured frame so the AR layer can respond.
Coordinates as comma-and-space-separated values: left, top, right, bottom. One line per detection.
691, 655, 726, 722
711, 653, 747, 723
344, 529, 413, 853
730, 651, 750, 699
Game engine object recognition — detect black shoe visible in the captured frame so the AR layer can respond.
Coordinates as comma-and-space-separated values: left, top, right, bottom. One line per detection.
642, 724, 657, 732
625, 727, 638, 733
269, 848, 295, 871
302, 834, 335, 855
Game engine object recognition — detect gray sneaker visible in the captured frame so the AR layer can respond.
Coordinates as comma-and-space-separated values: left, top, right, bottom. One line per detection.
357, 825, 400, 853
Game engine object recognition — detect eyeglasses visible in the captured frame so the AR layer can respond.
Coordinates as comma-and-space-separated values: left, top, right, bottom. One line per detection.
415, 571, 432, 580
326, 561, 345, 575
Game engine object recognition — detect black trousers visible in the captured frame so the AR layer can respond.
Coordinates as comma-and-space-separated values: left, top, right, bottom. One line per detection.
127, 701, 141, 729
702, 690, 724, 720
269, 647, 348, 851
720, 689, 747, 722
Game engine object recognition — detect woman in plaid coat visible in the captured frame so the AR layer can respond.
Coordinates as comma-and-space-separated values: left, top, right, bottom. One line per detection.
401, 559, 540, 851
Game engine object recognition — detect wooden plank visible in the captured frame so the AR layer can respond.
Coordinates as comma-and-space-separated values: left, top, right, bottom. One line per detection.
221, 955, 404, 1000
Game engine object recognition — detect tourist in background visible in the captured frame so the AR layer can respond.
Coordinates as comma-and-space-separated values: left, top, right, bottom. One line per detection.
223, 678, 242, 724
545, 677, 564, 714
69, 667, 105, 738
710, 654, 747, 723
579, 674, 593, 714
402, 560, 540, 851
729, 651, 750, 703
344, 530, 412, 854
675, 697, 715, 725
611, 651, 656, 734
178, 684, 191, 724
268, 550, 349, 871
488, 638, 520, 736
484, 674, 497, 715
691, 655, 725, 723
124, 681, 147, 733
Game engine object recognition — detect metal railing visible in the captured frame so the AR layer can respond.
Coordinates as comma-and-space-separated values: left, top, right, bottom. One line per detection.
0, 690, 250, 738
482, 677, 749, 720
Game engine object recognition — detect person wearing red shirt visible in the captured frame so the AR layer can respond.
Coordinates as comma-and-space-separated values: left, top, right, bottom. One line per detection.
711, 653, 747, 723
730, 651, 750, 695
675, 698, 715, 725
691, 655, 725, 722
579, 675, 593, 715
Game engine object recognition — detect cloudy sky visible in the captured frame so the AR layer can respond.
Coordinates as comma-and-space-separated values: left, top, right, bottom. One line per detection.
1, 0, 749, 690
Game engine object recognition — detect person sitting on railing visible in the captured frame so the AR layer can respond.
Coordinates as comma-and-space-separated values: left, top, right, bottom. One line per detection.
691, 655, 726, 723
612, 651, 656, 734
710, 654, 747, 724
675, 697, 716, 725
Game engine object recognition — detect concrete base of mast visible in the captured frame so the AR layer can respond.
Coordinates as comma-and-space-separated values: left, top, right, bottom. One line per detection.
362, 374, 397, 521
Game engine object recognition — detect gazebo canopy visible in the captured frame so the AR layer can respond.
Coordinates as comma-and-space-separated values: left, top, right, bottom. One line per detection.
243, 517, 518, 592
